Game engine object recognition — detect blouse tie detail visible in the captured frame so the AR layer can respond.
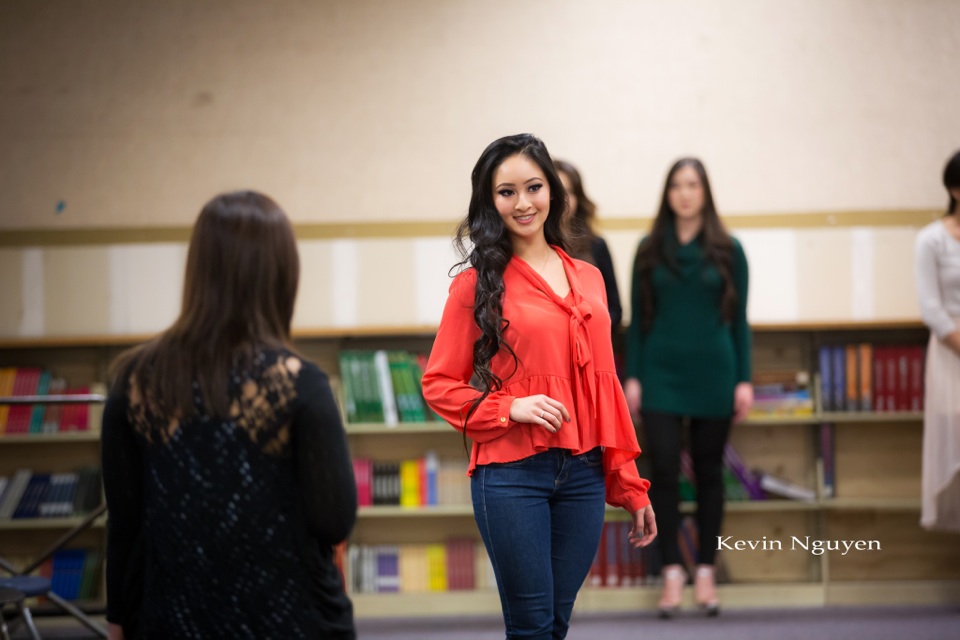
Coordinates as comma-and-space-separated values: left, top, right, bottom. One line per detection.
566, 297, 598, 429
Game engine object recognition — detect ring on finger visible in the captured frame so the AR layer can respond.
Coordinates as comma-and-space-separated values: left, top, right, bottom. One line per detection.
539, 410, 545, 419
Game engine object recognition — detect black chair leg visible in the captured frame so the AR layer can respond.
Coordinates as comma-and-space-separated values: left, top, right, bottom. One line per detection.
43, 592, 106, 638
17, 603, 41, 640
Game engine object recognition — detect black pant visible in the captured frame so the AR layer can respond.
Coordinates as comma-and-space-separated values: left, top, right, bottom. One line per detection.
640, 411, 732, 567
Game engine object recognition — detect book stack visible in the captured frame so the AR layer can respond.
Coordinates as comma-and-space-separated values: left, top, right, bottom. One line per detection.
338, 350, 438, 426
4, 548, 102, 601
346, 539, 496, 594
0, 467, 102, 520
749, 370, 814, 417
0, 367, 105, 436
353, 454, 469, 508
588, 521, 653, 588
818, 344, 924, 412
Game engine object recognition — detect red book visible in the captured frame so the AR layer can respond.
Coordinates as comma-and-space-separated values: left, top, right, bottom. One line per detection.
618, 521, 633, 587
909, 346, 925, 411
884, 348, 898, 412
418, 458, 428, 506
895, 348, 910, 411
605, 520, 619, 587
352, 458, 369, 507
6, 368, 42, 434
59, 388, 90, 431
873, 346, 887, 412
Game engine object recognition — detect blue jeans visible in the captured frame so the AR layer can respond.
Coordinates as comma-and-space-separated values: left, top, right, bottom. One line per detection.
472, 448, 606, 640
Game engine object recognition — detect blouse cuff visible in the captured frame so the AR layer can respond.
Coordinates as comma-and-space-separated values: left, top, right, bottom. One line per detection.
496, 395, 516, 428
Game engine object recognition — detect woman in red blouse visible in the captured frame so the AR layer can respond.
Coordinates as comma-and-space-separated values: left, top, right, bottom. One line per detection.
422, 134, 656, 639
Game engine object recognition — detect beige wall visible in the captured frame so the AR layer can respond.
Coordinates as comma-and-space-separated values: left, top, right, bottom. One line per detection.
0, 1, 953, 337
0, 227, 927, 338
1, 0, 959, 230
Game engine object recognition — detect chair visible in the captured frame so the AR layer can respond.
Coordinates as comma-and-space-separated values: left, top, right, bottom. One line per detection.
0, 503, 108, 639
0, 586, 37, 640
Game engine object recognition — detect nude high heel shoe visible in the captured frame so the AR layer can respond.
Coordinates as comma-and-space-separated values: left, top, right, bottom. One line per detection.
694, 564, 720, 616
657, 565, 687, 619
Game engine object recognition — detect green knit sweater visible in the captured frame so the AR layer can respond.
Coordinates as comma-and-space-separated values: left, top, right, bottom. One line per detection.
625, 230, 751, 419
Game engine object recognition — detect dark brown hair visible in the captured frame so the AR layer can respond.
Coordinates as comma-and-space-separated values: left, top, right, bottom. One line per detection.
633, 158, 736, 330
110, 191, 300, 417
554, 159, 597, 263
944, 149, 960, 215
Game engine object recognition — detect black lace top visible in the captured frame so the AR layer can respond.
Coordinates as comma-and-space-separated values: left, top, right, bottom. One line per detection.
101, 349, 357, 639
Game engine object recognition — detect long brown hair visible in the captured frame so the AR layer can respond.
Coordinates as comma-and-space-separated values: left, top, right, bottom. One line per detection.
110, 191, 300, 417
633, 158, 736, 330
554, 159, 597, 263
452, 134, 569, 447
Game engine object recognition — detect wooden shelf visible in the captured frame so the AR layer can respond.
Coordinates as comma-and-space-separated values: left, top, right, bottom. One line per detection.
821, 497, 921, 511
358, 505, 475, 518
0, 320, 928, 350
743, 412, 923, 426
0, 515, 106, 530
0, 432, 101, 444
742, 415, 818, 426
346, 422, 451, 435
826, 579, 960, 606
353, 580, 957, 617
351, 582, 828, 618
820, 412, 923, 423
750, 320, 925, 332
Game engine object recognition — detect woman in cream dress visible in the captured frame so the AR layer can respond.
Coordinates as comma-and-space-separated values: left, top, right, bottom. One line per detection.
915, 149, 960, 532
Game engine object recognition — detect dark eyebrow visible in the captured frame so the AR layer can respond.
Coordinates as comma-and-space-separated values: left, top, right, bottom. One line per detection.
495, 177, 543, 190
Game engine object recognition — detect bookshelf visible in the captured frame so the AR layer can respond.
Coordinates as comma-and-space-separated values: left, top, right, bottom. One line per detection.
1, 321, 958, 620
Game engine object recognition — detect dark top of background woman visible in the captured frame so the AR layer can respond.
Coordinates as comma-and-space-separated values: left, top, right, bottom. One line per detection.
101, 191, 357, 639
102, 351, 357, 638
555, 159, 623, 328
626, 158, 751, 418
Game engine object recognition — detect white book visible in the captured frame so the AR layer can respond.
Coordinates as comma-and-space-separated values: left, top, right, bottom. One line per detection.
759, 474, 816, 502
0, 469, 33, 519
373, 350, 399, 426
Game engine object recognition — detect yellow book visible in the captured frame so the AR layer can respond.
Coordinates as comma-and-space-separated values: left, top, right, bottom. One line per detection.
426, 543, 447, 592
0, 368, 17, 434
399, 459, 421, 508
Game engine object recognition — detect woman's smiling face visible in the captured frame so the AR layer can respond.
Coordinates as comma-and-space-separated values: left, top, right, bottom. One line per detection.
492, 153, 551, 243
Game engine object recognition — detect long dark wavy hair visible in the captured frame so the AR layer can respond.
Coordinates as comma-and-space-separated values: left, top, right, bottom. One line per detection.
452, 133, 569, 436
944, 150, 960, 215
633, 158, 736, 331
110, 191, 300, 418
554, 159, 598, 264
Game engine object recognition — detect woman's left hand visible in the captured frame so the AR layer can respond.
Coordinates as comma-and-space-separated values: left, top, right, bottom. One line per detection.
733, 382, 754, 423
628, 504, 657, 549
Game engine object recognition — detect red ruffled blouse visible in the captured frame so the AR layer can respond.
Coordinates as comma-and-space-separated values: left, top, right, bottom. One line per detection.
422, 247, 651, 513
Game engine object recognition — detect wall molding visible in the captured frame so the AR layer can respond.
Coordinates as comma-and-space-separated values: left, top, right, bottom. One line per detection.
0, 210, 942, 247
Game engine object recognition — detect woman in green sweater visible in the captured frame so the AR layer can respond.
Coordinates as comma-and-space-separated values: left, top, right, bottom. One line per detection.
624, 158, 753, 618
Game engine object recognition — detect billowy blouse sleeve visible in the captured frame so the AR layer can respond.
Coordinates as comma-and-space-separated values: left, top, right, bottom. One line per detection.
421, 270, 518, 443
915, 224, 959, 339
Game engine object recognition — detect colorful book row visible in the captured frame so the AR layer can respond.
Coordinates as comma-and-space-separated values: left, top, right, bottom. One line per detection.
3, 548, 102, 602
0, 367, 103, 436
0, 467, 102, 520
345, 539, 496, 594
749, 369, 814, 417
818, 344, 924, 413
353, 455, 470, 508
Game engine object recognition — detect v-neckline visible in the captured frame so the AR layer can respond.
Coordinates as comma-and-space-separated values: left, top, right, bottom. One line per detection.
514, 248, 573, 302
